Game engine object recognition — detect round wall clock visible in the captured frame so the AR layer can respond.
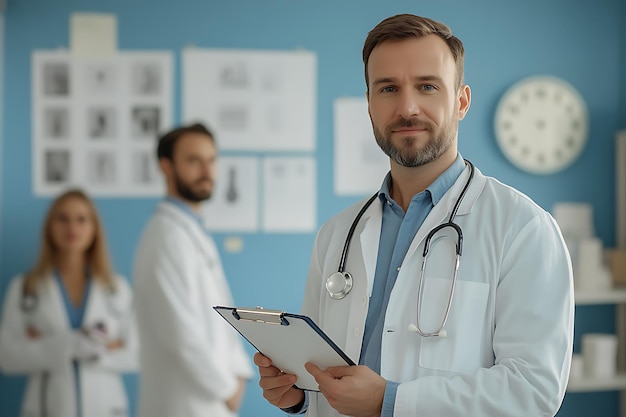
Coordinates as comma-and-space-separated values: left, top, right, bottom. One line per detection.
494, 76, 588, 175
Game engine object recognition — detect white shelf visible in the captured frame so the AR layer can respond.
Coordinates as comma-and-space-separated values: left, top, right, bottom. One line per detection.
567, 374, 626, 392
575, 288, 626, 305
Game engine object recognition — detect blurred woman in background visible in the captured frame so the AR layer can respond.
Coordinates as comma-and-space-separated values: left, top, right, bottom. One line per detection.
0, 189, 138, 417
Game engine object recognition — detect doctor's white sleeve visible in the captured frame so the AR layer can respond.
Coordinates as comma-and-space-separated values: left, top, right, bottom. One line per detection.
0, 276, 75, 373
394, 212, 574, 417
134, 230, 241, 401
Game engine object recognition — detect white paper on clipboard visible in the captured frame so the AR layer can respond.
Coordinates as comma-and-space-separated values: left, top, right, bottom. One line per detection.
214, 306, 355, 391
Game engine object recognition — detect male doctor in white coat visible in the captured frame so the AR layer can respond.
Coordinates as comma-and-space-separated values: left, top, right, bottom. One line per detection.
133, 123, 253, 417
255, 14, 574, 417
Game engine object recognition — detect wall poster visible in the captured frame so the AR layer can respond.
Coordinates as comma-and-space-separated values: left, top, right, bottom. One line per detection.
32, 50, 173, 197
182, 47, 316, 152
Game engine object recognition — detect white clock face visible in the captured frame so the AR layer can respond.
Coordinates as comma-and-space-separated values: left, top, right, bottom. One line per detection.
494, 76, 588, 175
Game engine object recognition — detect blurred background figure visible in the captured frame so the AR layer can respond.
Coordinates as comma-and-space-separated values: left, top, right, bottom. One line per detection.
0, 189, 138, 417
133, 123, 252, 417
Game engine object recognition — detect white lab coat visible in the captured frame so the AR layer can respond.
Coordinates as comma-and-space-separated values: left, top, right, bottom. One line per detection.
133, 201, 253, 417
302, 165, 574, 417
0, 273, 138, 417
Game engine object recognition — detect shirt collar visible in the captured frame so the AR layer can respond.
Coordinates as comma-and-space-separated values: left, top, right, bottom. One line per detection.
377, 154, 466, 206
431, 154, 466, 205
165, 196, 204, 226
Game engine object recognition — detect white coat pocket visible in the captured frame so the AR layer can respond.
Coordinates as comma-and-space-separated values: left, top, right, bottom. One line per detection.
418, 277, 490, 374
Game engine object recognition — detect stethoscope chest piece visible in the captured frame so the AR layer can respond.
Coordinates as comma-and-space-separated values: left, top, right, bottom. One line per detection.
326, 271, 353, 300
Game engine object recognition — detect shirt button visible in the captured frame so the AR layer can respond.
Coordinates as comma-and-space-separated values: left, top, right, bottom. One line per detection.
354, 327, 361, 338
386, 199, 392, 206
396, 266, 401, 272
361, 296, 367, 305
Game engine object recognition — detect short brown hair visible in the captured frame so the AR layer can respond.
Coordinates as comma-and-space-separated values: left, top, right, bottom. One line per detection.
157, 122, 214, 161
362, 14, 465, 91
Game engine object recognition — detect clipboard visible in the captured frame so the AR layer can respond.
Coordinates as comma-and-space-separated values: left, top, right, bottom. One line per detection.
214, 306, 355, 391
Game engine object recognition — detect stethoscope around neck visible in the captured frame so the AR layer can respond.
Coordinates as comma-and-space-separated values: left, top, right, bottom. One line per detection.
20, 274, 120, 317
325, 160, 475, 338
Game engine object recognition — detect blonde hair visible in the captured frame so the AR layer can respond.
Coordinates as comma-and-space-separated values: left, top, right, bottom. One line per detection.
23, 189, 115, 294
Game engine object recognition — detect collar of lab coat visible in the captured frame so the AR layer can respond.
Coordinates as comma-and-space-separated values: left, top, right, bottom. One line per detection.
157, 200, 219, 265
35, 272, 115, 330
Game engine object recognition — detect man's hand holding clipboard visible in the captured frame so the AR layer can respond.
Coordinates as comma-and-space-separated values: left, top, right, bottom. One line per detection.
254, 352, 308, 412
254, 347, 387, 416
214, 306, 387, 416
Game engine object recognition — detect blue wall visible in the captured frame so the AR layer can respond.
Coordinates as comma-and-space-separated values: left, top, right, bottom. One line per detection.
1, 0, 624, 416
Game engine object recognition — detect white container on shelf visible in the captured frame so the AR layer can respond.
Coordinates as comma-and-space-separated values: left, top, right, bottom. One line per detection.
569, 354, 584, 381
575, 237, 612, 291
582, 333, 618, 379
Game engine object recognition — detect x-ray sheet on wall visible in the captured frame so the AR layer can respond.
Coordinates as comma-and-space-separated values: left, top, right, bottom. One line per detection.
32, 50, 173, 197
334, 97, 389, 195
263, 157, 316, 233
182, 48, 316, 151
202, 156, 259, 232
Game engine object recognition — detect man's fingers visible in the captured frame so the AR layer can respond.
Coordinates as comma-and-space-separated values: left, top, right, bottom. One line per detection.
254, 352, 284, 377
304, 362, 320, 375
305, 362, 334, 384
254, 352, 305, 410
259, 372, 297, 391
254, 352, 272, 367
258, 372, 301, 407
324, 365, 354, 378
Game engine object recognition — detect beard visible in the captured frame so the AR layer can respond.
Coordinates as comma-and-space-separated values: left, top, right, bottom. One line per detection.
173, 172, 213, 202
373, 116, 457, 167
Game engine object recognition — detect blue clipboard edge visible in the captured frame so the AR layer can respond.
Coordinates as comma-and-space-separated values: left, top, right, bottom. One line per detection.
281, 312, 356, 367
213, 306, 356, 386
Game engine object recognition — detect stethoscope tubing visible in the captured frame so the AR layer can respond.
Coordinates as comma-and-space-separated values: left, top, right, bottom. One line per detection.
337, 192, 378, 273
20, 280, 120, 317
327, 160, 475, 337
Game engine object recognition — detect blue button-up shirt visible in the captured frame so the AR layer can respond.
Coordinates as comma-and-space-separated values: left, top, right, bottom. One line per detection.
361, 155, 466, 417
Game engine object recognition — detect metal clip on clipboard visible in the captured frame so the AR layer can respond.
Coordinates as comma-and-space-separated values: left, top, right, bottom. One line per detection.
231, 307, 289, 326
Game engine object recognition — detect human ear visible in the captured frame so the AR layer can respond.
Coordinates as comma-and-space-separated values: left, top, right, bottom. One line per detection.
458, 84, 471, 120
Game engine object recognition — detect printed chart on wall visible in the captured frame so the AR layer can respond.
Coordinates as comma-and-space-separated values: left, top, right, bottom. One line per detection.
263, 156, 316, 233
202, 156, 260, 232
182, 47, 316, 151
334, 97, 389, 195
32, 50, 173, 197
183, 47, 318, 233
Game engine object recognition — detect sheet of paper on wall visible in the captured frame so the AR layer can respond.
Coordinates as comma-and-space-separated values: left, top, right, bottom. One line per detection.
182, 48, 316, 152
70, 13, 117, 57
263, 157, 316, 232
334, 97, 389, 195
32, 50, 173, 197
202, 156, 259, 232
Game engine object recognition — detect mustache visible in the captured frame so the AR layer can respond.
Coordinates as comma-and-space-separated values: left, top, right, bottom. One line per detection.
388, 117, 432, 131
